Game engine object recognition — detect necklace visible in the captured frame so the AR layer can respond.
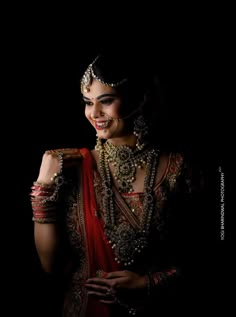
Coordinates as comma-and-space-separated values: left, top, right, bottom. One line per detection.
98, 140, 159, 266
104, 141, 151, 193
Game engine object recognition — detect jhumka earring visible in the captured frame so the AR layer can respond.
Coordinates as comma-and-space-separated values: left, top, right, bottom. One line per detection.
95, 134, 103, 151
133, 115, 149, 150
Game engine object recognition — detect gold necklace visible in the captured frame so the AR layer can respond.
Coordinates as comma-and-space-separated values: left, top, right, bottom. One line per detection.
98, 141, 160, 266
103, 141, 150, 193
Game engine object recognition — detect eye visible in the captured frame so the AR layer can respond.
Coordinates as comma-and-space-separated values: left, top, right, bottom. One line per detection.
83, 100, 93, 106
100, 98, 114, 105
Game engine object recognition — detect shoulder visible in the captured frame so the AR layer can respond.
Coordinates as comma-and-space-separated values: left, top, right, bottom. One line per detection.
153, 151, 184, 190
159, 151, 184, 177
169, 151, 205, 194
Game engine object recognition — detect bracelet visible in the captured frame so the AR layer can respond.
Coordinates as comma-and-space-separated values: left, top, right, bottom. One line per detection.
30, 176, 64, 223
33, 173, 64, 203
151, 268, 177, 288
30, 150, 65, 223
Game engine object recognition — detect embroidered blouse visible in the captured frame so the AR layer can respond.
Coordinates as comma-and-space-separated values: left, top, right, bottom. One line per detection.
59, 148, 200, 317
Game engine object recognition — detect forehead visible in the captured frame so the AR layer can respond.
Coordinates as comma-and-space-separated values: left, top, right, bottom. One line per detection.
82, 80, 117, 99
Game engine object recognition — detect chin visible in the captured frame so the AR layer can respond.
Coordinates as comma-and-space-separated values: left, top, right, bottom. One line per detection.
94, 122, 124, 138
96, 130, 110, 139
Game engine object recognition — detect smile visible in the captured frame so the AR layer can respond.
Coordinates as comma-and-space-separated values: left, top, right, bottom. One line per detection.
94, 120, 111, 130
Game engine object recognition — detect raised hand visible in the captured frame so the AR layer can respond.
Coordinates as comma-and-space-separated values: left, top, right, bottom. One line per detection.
37, 148, 82, 184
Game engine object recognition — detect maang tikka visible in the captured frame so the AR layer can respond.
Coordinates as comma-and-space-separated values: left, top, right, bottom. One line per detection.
80, 55, 127, 93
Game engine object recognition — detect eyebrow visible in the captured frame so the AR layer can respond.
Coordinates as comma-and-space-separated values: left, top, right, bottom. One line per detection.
82, 93, 117, 101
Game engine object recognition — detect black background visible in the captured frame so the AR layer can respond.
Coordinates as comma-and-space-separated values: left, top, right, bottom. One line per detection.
3, 8, 230, 316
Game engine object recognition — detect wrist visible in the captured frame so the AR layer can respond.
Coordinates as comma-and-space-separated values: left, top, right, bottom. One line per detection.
147, 268, 178, 292
30, 174, 64, 223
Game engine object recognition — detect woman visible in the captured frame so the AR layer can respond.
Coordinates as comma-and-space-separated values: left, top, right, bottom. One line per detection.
31, 53, 200, 316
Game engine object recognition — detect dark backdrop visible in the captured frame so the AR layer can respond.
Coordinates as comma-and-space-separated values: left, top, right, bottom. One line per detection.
3, 15, 229, 316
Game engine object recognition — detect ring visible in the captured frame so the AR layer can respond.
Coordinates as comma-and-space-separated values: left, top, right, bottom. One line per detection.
105, 288, 116, 297
105, 291, 110, 297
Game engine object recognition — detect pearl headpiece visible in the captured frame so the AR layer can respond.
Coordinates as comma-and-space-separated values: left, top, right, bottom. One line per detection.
80, 55, 127, 93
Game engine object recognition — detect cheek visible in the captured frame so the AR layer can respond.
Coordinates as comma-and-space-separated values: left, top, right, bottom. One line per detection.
84, 108, 91, 121
110, 102, 123, 117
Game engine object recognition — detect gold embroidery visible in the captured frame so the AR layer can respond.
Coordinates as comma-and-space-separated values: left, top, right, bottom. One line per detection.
166, 153, 184, 190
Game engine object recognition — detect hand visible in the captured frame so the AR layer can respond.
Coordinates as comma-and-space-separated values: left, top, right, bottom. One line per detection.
37, 148, 82, 184
85, 270, 147, 305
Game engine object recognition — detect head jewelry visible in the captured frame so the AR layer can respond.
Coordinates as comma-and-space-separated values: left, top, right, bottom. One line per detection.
80, 55, 127, 93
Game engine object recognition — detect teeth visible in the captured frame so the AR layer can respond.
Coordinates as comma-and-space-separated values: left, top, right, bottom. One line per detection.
96, 121, 109, 128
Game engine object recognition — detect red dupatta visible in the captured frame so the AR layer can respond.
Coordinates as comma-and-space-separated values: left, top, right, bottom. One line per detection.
80, 148, 120, 317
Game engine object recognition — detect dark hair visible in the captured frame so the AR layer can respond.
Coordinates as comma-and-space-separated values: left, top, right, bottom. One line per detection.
91, 53, 161, 121
81, 52, 162, 146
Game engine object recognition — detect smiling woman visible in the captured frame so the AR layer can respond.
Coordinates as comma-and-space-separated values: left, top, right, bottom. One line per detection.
30, 53, 205, 316
83, 84, 127, 141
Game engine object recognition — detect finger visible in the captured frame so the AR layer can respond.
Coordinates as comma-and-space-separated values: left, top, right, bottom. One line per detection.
96, 270, 108, 278
106, 270, 129, 279
86, 278, 109, 285
99, 299, 116, 305
87, 291, 109, 298
85, 283, 108, 292
87, 290, 115, 303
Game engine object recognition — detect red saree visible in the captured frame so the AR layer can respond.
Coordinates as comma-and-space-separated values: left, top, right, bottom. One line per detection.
80, 148, 120, 317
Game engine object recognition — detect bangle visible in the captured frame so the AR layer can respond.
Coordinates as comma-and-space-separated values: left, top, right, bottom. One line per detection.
34, 173, 64, 203
151, 271, 168, 287
30, 177, 64, 223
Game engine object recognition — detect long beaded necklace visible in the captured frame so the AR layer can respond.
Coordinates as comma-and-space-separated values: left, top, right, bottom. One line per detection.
98, 140, 159, 266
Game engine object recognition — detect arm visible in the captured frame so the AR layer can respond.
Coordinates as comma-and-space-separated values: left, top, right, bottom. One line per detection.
31, 149, 82, 273
34, 223, 61, 273
31, 151, 63, 273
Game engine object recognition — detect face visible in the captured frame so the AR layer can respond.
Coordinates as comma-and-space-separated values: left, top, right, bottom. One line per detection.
83, 80, 130, 140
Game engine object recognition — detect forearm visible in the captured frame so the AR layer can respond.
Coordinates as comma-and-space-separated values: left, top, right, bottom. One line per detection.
34, 222, 62, 273
31, 150, 82, 274
30, 177, 65, 273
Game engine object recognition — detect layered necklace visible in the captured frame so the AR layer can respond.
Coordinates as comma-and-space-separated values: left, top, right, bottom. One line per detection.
103, 141, 151, 193
97, 139, 159, 266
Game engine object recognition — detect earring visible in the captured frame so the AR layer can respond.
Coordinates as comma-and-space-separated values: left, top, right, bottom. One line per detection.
95, 134, 103, 151
133, 115, 149, 150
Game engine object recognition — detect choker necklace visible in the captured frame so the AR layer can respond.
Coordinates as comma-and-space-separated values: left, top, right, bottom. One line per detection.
103, 141, 151, 193
97, 140, 159, 266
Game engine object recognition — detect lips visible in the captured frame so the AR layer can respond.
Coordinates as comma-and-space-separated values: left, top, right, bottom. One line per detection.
94, 120, 111, 130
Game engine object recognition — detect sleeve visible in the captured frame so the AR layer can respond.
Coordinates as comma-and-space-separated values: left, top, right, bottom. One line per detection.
177, 154, 207, 242
146, 153, 208, 313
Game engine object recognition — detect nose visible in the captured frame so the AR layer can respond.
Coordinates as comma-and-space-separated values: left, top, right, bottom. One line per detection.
91, 102, 103, 119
